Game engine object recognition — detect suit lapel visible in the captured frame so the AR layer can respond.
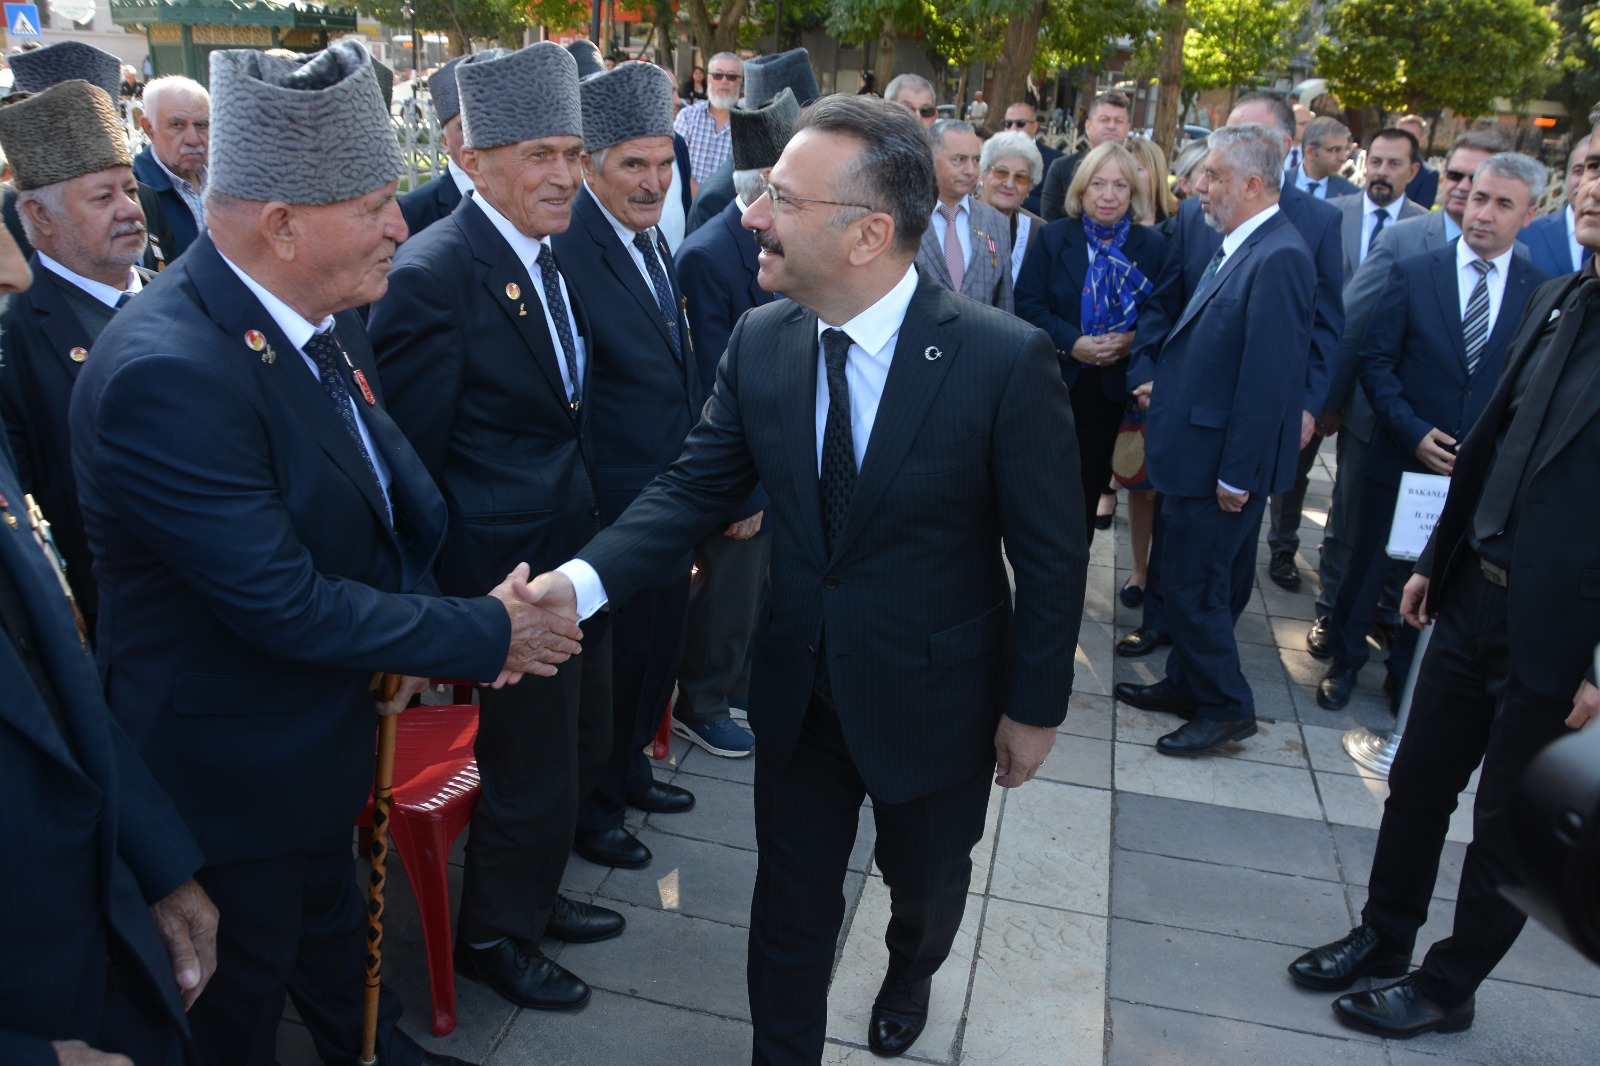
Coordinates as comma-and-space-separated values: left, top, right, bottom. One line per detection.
723, 203, 766, 308
578, 189, 679, 357
775, 301, 828, 564
28, 268, 99, 378
1059, 223, 1089, 303
1340, 200, 1362, 279
919, 222, 954, 288
1169, 217, 1266, 338
1429, 253, 1469, 365
1481, 258, 1534, 366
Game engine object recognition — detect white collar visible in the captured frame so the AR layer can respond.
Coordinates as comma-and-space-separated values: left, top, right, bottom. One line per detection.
935, 194, 970, 218
446, 159, 476, 198
586, 183, 656, 249
1455, 234, 1514, 277
1363, 193, 1398, 217
471, 192, 554, 270
817, 265, 918, 345
36, 252, 141, 309
215, 249, 331, 350
1220, 202, 1280, 257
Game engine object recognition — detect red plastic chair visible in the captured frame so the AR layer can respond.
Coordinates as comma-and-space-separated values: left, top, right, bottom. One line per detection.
356, 704, 480, 1036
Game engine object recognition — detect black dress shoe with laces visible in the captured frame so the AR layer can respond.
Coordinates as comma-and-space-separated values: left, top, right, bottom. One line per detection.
1305, 616, 1334, 658
1333, 975, 1474, 1038
1288, 924, 1411, 991
1317, 662, 1360, 710
454, 939, 590, 1010
1156, 716, 1256, 756
1113, 679, 1196, 718
1269, 550, 1301, 590
545, 895, 625, 943
573, 827, 651, 868
1115, 627, 1172, 657
868, 973, 933, 1057
626, 780, 696, 813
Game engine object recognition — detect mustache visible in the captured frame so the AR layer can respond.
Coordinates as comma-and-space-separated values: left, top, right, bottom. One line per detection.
753, 229, 783, 256
111, 221, 147, 239
629, 191, 667, 206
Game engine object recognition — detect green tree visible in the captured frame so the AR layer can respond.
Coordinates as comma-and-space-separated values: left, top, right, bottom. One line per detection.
1183, 0, 1305, 109
1317, 0, 1557, 117
1553, 0, 1600, 123
356, 0, 591, 54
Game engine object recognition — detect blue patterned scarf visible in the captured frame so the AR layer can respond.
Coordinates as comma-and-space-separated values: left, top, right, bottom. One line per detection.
1080, 215, 1151, 336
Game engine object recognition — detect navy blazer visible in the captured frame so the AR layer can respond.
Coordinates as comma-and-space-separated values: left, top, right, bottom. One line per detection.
397, 170, 465, 237
369, 195, 605, 590
552, 187, 700, 545
1129, 185, 1342, 415
131, 146, 201, 261
1406, 165, 1440, 211
1014, 215, 1166, 401
686, 157, 736, 236
574, 273, 1087, 804
1144, 211, 1316, 498
1520, 209, 1583, 280
1359, 245, 1547, 486
0, 439, 203, 1062
1021, 141, 1064, 217
69, 236, 510, 864
673, 195, 773, 524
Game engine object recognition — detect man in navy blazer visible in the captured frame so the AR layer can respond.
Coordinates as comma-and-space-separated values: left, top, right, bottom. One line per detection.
69, 43, 575, 1065
1316, 154, 1548, 709
131, 76, 209, 262
397, 54, 479, 237
0, 225, 217, 1066
1118, 123, 1315, 755
1520, 136, 1591, 279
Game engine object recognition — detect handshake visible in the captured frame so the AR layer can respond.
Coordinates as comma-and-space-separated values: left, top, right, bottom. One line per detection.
488, 563, 582, 687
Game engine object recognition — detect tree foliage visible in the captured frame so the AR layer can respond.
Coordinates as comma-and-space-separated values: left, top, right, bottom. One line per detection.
1181, 0, 1305, 95
1553, 0, 1600, 121
1317, 0, 1557, 116
355, 0, 593, 50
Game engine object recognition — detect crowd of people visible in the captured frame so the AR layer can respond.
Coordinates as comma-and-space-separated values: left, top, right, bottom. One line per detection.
1, 31, 1597, 1066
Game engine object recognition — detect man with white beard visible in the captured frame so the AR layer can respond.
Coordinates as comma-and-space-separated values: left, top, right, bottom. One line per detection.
674, 50, 743, 195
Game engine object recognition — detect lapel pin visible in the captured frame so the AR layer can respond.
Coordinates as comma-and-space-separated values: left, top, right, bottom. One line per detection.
519, 302, 528, 317
924, 346, 942, 361
69, 346, 88, 362
262, 346, 277, 365
506, 282, 521, 301
1548, 307, 1561, 322
245, 329, 266, 351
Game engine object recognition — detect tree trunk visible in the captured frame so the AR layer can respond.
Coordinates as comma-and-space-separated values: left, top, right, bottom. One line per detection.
988, 2, 1044, 118
873, 15, 897, 94
713, 0, 751, 54
1152, 0, 1187, 159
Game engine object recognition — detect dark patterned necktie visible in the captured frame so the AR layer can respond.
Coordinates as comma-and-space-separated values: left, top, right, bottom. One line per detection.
1185, 246, 1227, 313
819, 328, 857, 554
1462, 259, 1494, 374
632, 229, 681, 357
1366, 207, 1389, 262
1306, 180, 1321, 199
536, 244, 582, 405
115, 291, 133, 309
304, 330, 386, 506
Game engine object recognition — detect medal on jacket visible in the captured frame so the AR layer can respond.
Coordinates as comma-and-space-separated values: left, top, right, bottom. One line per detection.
339, 345, 378, 406
245, 329, 276, 364
0, 490, 15, 529
69, 346, 88, 363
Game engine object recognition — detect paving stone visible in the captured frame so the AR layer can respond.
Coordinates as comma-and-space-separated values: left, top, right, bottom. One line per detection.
1111, 650, 1170, 689
1074, 619, 1116, 696
968, 782, 1005, 890
989, 779, 1111, 915
1039, 734, 1112, 789
647, 773, 756, 851
963, 900, 1107, 1066
1114, 793, 1340, 881
1316, 768, 1474, 844
1330, 823, 1464, 901
490, 987, 751, 1065
561, 900, 750, 1019
1258, 584, 1320, 621
1083, 563, 1118, 623
1290, 678, 1396, 733
1234, 609, 1277, 646
1115, 706, 1306, 768
1111, 850, 1351, 946
596, 828, 756, 927
1239, 636, 1293, 680
1061, 690, 1114, 740
676, 740, 757, 785
1114, 742, 1323, 821
1107, 1000, 1382, 1065
1271, 613, 1322, 651
1251, 673, 1301, 723
1397, 977, 1600, 1066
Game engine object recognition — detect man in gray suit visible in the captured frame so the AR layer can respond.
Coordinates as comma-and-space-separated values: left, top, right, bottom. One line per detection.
917, 119, 1013, 312
1307, 130, 1514, 661
1329, 128, 1427, 282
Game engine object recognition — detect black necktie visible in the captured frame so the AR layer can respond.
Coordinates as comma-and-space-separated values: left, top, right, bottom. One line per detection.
1185, 246, 1227, 314
1368, 207, 1389, 256
1306, 180, 1321, 199
114, 291, 133, 309
304, 330, 386, 509
1462, 259, 1493, 375
632, 229, 681, 357
818, 328, 857, 554
535, 244, 582, 406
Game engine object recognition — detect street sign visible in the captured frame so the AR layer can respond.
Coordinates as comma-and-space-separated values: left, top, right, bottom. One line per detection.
5, 4, 41, 38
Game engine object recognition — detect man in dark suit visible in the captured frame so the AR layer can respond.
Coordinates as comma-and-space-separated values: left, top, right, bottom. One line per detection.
531, 94, 1086, 1063
1290, 116, 1359, 200
552, 60, 701, 870
1040, 90, 1131, 221
69, 42, 578, 1065
1308, 131, 1515, 659
1001, 102, 1062, 216
1288, 116, 1600, 1039
0, 80, 157, 641
132, 75, 208, 262
1317, 153, 1549, 710
396, 54, 480, 237
1520, 136, 1591, 278
0, 222, 217, 1066
369, 42, 621, 1014
1116, 123, 1316, 755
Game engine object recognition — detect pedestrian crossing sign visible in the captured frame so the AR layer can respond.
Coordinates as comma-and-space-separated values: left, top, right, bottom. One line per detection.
5, 4, 41, 37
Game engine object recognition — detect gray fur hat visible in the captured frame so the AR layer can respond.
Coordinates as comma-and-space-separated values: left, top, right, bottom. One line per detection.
458, 44, 580, 151
730, 87, 799, 171
428, 55, 467, 124
0, 79, 131, 190
566, 39, 604, 80
10, 40, 122, 100
208, 39, 403, 205
579, 61, 675, 154
743, 48, 819, 109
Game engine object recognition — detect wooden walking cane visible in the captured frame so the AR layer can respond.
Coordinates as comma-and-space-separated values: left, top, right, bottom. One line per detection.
361, 672, 403, 1066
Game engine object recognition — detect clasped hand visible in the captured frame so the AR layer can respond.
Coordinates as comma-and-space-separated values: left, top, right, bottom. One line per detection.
488, 562, 584, 687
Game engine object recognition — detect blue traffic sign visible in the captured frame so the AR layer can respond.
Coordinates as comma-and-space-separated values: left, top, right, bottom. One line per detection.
5, 4, 41, 38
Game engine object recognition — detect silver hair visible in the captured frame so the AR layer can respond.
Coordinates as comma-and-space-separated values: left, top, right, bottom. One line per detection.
1302, 115, 1348, 150
979, 130, 1043, 184
16, 180, 67, 243
1205, 124, 1285, 189
1171, 139, 1209, 180
733, 167, 766, 204
927, 118, 975, 151
708, 51, 742, 70
884, 73, 934, 103
1476, 152, 1548, 203
142, 74, 208, 123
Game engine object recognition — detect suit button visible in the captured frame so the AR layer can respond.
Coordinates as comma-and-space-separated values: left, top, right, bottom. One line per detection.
807, 644, 817, 655
590, 505, 600, 517
823, 575, 839, 590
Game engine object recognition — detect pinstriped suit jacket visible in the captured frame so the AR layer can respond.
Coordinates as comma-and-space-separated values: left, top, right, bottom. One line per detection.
916, 197, 1015, 313
576, 271, 1087, 803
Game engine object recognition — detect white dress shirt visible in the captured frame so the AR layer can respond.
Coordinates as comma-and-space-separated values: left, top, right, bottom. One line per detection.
446, 159, 476, 199
588, 183, 673, 296
1456, 237, 1514, 337
1565, 204, 1584, 273
37, 253, 142, 308
1009, 212, 1033, 283
471, 194, 587, 402
1296, 164, 1327, 198
151, 150, 207, 230
1359, 194, 1400, 264
929, 195, 974, 268
658, 153, 687, 253
217, 250, 393, 521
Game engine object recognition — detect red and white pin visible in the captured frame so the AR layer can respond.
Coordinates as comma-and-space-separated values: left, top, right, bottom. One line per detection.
505, 282, 521, 301
69, 347, 88, 363
245, 329, 266, 351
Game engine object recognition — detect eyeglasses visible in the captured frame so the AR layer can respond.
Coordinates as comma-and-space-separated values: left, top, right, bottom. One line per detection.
916, 105, 938, 118
1444, 168, 1472, 184
764, 185, 874, 214
709, 71, 741, 82
1003, 119, 1032, 129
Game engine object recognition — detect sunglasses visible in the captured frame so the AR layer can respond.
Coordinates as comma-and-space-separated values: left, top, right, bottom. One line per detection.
709, 71, 741, 82
1444, 168, 1472, 184
1003, 118, 1033, 129
914, 105, 937, 118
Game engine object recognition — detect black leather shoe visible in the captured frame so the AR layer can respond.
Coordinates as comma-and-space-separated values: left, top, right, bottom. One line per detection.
1269, 550, 1301, 590
1113, 679, 1196, 719
545, 895, 625, 944
454, 939, 590, 1010
573, 827, 651, 869
1156, 716, 1256, 756
1115, 627, 1173, 657
1333, 975, 1474, 1038
868, 973, 932, 1057
1305, 616, 1334, 659
1317, 662, 1360, 710
1288, 924, 1411, 991
626, 780, 695, 813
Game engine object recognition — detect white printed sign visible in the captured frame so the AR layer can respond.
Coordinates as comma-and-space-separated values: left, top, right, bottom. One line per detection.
1386, 472, 1451, 562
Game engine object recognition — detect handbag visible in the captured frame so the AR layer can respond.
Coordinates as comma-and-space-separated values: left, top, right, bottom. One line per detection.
1111, 401, 1152, 491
